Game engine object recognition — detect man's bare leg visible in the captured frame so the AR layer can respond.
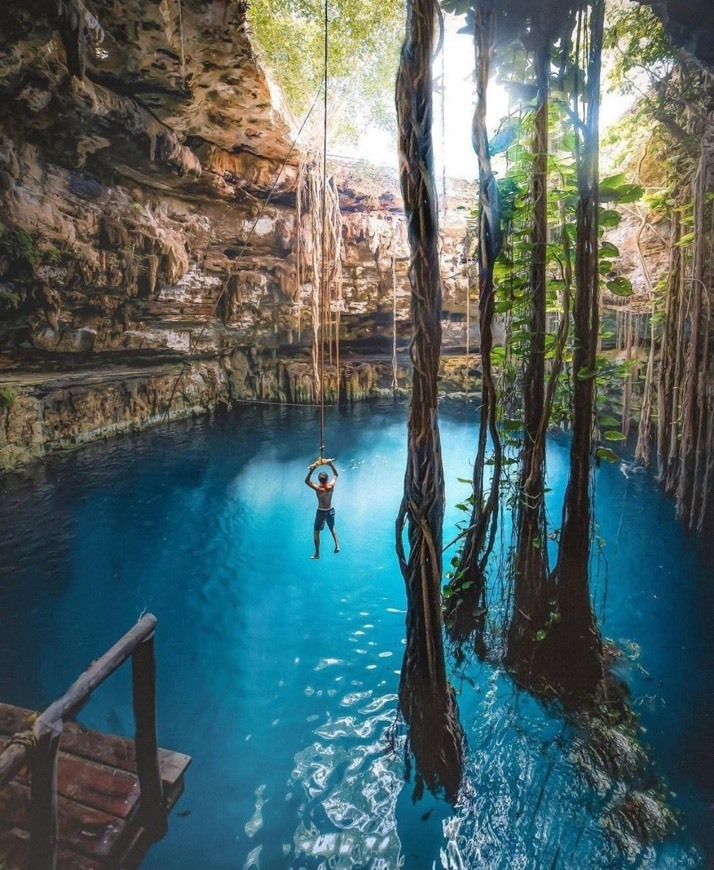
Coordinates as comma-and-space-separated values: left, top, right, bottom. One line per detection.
311, 529, 320, 559
331, 529, 340, 553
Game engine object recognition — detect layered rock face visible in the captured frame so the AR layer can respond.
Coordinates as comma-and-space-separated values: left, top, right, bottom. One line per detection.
0, 0, 474, 468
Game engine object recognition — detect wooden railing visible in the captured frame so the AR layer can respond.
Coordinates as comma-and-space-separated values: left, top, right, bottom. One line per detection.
0, 614, 167, 870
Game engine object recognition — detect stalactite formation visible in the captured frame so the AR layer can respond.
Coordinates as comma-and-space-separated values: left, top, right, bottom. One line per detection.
307, 159, 343, 405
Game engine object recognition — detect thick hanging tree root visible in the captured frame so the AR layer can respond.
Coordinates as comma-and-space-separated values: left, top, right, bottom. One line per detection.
506, 1, 606, 702
395, 0, 463, 799
506, 27, 552, 676
447, 2, 503, 645
541, 0, 607, 701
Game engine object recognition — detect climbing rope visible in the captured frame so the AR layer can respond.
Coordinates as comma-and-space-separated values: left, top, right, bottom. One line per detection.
391, 234, 398, 393
440, 39, 447, 210
317, 0, 329, 460
465, 277, 470, 401
5, 729, 38, 753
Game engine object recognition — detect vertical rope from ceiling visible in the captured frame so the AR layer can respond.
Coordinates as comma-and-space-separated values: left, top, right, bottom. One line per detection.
392, 228, 398, 393
318, 0, 329, 457
465, 263, 470, 401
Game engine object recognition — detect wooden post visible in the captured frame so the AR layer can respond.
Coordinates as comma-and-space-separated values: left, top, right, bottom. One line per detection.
29, 725, 62, 870
132, 633, 167, 838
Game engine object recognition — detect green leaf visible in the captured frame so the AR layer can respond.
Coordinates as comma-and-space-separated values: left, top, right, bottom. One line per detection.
599, 414, 619, 427
596, 447, 619, 463
607, 277, 633, 297
457, 477, 472, 484
676, 232, 695, 247
0, 387, 17, 410
536, 630, 547, 642
502, 418, 523, 431
491, 346, 506, 364
577, 366, 598, 380
603, 430, 627, 442
599, 209, 622, 228
600, 241, 620, 257
600, 172, 627, 187
599, 183, 644, 203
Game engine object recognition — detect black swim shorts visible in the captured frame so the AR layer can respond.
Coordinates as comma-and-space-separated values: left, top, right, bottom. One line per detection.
314, 507, 335, 531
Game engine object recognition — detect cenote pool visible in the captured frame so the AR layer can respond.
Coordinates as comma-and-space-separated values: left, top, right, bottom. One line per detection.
0, 401, 712, 869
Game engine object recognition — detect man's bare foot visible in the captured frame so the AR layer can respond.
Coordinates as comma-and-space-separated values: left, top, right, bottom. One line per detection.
334, 546, 340, 553
311, 553, 320, 559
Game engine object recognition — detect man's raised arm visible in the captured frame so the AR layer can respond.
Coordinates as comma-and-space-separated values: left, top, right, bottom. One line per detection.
305, 462, 318, 488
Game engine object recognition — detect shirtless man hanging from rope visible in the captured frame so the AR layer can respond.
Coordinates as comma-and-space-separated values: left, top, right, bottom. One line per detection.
305, 459, 340, 559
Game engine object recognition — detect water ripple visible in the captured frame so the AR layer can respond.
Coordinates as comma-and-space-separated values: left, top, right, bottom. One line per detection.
291, 697, 403, 867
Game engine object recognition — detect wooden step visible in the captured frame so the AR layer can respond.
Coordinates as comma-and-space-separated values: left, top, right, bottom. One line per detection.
0, 703, 191, 870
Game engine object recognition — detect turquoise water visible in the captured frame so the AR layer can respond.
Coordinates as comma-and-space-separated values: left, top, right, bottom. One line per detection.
0, 401, 712, 869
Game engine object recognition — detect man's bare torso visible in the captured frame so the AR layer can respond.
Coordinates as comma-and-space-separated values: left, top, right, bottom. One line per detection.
315, 484, 334, 510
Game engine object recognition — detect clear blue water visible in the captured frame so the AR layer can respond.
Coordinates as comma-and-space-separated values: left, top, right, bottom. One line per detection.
0, 401, 712, 869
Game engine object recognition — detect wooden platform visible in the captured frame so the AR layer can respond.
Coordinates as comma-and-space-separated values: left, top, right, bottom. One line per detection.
0, 703, 191, 870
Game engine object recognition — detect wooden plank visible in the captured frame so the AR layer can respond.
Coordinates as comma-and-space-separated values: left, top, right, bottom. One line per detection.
0, 830, 103, 870
0, 775, 187, 870
0, 703, 191, 868
0, 781, 126, 860
114, 774, 187, 870
0, 757, 189, 870
0, 736, 187, 820
156, 751, 191, 788
60, 725, 136, 777
0, 705, 190, 789
0, 738, 141, 821
54, 727, 189, 791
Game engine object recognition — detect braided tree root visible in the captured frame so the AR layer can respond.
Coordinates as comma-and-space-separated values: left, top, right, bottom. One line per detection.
395, 0, 463, 799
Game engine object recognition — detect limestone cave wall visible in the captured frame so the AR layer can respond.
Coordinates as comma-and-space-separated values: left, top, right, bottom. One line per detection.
0, 0, 474, 469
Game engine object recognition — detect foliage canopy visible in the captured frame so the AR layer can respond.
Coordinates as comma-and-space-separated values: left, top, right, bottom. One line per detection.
248, 0, 404, 145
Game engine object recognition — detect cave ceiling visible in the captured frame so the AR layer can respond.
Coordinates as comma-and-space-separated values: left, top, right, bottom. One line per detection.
0, 0, 299, 201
